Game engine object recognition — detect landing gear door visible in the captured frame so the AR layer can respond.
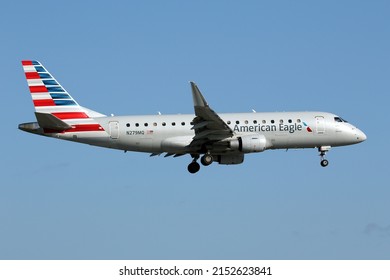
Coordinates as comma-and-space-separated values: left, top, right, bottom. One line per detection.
315, 116, 325, 134
109, 121, 119, 139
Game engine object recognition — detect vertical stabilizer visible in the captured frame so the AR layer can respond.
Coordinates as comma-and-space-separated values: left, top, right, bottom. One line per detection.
21, 60, 106, 133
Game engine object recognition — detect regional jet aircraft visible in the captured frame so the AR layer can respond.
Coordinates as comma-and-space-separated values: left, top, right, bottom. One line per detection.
19, 61, 367, 173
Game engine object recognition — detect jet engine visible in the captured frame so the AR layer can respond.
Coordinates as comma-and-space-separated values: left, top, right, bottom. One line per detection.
229, 134, 268, 153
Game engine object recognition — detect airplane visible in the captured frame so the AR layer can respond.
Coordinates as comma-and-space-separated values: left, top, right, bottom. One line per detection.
19, 60, 367, 173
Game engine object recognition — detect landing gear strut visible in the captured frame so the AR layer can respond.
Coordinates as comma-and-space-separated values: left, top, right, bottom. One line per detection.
319, 146, 331, 167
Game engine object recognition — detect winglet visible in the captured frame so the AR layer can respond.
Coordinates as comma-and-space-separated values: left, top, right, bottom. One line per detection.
190, 81, 208, 107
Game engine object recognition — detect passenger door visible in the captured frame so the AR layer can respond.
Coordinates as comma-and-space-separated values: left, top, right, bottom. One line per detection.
315, 116, 325, 134
109, 121, 119, 139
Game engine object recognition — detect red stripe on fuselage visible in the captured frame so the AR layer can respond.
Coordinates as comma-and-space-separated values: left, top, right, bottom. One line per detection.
29, 85, 48, 93
33, 99, 56, 106
52, 112, 89, 120
25, 72, 40, 79
22, 60, 33, 66
67, 124, 103, 132
43, 124, 103, 134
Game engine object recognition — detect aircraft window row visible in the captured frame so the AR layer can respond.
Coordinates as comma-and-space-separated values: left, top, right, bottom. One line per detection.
125, 118, 304, 128
126, 122, 188, 127
227, 119, 301, 125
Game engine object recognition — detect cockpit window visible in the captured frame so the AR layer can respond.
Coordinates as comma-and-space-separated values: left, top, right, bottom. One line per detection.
334, 117, 342, 122
334, 116, 348, 123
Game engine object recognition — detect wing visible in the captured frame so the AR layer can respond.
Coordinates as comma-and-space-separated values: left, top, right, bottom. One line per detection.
189, 82, 233, 149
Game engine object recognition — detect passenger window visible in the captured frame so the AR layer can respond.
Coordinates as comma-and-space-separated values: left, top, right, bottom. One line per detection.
153, 122, 157, 126
236, 120, 240, 124
244, 120, 248, 124
126, 123, 130, 127
144, 123, 148, 127
135, 123, 139, 127
297, 119, 301, 123
253, 120, 257, 124
181, 122, 185, 126
162, 122, 166, 126
262, 120, 266, 124
288, 119, 292, 123
172, 122, 176, 126
227, 121, 231, 125
279, 119, 283, 124
271, 120, 275, 124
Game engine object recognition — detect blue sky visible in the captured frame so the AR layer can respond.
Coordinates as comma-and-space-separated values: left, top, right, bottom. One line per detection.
1, 0, 389, 259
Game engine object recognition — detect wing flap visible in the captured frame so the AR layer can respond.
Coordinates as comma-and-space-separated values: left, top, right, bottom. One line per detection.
191, 120, 211, 130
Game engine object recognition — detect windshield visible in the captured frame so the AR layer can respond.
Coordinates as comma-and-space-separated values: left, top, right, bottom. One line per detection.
334, 116, 348, 123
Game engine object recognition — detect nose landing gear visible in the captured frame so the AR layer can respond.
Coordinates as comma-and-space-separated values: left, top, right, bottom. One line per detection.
319, 146, 331, 167
320, 159, 329, 167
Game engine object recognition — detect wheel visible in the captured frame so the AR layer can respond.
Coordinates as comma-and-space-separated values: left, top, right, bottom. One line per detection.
200, 154, 213, 166
188, 161, 200, 173
320, 159, 329, 167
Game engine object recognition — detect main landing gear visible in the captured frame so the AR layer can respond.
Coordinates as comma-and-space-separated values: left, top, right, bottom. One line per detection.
188, 161, 200, 174
319, 146, 331, 167
188, 153, 214, 174
200, 153, 213, 166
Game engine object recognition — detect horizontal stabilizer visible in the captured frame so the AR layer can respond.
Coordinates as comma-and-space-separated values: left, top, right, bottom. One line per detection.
35, 112, 72, 131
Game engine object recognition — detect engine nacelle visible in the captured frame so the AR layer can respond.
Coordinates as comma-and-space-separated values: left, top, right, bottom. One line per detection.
229, 134, 267, 153
217, 154, 244, 165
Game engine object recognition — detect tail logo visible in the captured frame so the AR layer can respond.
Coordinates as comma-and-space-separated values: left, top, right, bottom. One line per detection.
22, 60, 77, 107
303, 121, 313, 132
22, 60, 106, 134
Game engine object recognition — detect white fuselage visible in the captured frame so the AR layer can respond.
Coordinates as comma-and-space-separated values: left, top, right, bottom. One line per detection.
53, 111, 366, 154
19, 60, 367, 172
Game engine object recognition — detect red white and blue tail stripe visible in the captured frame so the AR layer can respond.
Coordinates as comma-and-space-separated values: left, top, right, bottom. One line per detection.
22, 60, 80, 109
21, 60, 106, 133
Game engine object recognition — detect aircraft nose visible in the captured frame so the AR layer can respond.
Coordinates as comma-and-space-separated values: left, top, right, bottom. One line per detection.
356, 128, 367, 142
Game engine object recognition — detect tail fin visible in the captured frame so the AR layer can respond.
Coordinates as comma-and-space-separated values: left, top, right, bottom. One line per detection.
22, 60, 82, 111
21, 60, 106, 132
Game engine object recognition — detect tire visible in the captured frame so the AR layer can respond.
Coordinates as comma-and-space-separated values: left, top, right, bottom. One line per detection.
201, 154, 213, 166
320, 159, 329, 167
188, 162, 201, 173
